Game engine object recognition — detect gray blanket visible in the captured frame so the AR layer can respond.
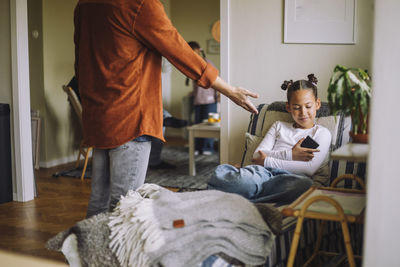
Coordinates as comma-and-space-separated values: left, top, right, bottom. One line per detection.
47, 184, 282, 267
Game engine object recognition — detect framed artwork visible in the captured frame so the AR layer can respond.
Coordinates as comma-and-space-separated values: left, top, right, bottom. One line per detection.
284, 0, 356, 44
207, 39, 220, 54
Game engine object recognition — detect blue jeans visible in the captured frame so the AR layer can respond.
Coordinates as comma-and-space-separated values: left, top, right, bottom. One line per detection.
194, 103, 217, 152
208, 164, 312, 205
86, 140, 151, 217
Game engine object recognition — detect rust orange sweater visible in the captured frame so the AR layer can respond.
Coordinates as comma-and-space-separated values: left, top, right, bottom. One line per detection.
74, 0, 218, 148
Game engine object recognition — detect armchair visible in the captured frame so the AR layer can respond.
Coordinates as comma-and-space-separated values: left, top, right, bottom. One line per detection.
241, 101, 365, 266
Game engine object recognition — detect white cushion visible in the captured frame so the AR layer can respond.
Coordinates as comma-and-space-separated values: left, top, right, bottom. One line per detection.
242, 133, 264, 167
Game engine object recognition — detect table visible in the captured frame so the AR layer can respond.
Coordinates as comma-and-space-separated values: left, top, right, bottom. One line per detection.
283, 185, 366, 267
283, 143, 368, 267
330, 143, 369, 163
186, 123, 220, 176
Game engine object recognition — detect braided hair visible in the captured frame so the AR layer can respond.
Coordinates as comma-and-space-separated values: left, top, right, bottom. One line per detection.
281, 74, 318, 102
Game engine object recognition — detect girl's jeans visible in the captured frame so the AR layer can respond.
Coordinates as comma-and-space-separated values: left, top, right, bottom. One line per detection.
86, 140, 151, 218
208, 164, 312, 205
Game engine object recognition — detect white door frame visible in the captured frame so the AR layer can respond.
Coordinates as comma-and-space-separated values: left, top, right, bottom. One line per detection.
10, 0, 35, 202
220, 0, 230, 164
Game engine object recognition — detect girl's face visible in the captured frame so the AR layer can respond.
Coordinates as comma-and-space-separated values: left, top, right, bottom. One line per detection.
286, 89, 321, 129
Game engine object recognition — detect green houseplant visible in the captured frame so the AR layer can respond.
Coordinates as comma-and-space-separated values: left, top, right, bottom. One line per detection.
327, 65, 372, 143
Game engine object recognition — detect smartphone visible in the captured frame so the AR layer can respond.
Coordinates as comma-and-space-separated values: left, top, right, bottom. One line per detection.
300, 135, 319, 149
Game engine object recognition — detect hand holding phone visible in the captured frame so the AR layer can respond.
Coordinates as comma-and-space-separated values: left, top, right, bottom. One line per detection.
300, 135, 319, 149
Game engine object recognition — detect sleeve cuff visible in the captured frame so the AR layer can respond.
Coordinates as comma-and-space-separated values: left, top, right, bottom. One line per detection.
197, 62, 219, 88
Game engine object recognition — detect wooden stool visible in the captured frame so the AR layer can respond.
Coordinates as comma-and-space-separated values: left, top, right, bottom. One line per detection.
282, 175, 365, 267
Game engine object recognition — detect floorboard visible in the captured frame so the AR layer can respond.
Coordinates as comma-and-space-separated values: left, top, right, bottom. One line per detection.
0, 137, 186, 262
0, 162, 91, 262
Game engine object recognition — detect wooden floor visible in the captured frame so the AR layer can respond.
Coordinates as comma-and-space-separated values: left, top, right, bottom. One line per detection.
0, 162, 91, 262
0, 136, 186, 262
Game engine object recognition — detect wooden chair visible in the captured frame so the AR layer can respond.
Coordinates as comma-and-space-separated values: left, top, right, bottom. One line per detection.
62, 85, 92, 181
283, 175, 366, 267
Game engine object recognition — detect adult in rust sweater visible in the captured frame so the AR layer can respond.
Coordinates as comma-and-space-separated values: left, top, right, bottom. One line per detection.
74, 0, 258, 217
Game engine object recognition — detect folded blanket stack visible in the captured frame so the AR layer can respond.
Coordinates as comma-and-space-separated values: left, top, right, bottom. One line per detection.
108, 184, 275, 267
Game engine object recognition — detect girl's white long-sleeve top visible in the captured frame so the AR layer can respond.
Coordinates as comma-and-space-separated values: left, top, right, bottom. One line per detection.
253, 121, 331, 177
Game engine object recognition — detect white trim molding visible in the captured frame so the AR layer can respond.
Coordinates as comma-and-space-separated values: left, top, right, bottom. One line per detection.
220, 0, 230, 164
10, 0, 35, 202
39, 154, 79, 169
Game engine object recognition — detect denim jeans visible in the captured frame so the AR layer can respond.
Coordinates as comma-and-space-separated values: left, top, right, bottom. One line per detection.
86, 140, 151, 218
208, 164, 312, 205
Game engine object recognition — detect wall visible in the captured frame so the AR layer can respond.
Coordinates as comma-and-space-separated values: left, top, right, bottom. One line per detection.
0, 0, 12, 105
28, 0, 46, 165
167, 0, 220, 136
28, 0, 44, 114
34, 0, 78, 167
224, 0, 374, 164
0, 0, 16, 193
364, 1, 400, 265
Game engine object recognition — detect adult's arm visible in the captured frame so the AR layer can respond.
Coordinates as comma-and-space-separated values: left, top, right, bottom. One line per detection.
211, 77, 258, 113
134, 0, 258, 114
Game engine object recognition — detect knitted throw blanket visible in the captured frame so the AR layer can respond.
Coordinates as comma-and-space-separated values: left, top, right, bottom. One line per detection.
108, 184, 275, 267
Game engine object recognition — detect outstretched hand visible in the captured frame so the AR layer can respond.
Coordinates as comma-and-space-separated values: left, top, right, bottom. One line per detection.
252, 150, 267, 166
228, 86, 259, 114
292, 138, 320, 161
211, 77, 259, 114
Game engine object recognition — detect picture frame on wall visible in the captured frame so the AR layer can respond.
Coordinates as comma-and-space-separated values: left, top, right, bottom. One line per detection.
207, 39, 220, 54
284, 0, 356, 44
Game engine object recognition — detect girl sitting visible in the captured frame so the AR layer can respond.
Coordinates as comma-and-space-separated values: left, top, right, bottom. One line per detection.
208, 74, 331, 205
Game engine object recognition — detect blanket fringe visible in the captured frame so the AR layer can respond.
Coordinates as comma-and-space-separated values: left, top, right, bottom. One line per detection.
108, 185, 165, 267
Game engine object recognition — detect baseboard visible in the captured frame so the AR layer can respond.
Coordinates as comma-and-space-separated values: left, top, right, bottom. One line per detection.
39, 154, 77, 168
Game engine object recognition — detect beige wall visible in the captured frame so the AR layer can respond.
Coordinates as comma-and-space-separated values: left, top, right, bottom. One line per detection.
0, 0, 15, 193
28, 0, 47, 165
0, 1, 12, 104
224, 0, 374, 164
167, 0, 220, 136
29, 0, 79, 167
28, 0, 44, 114
41, 0, 79, 166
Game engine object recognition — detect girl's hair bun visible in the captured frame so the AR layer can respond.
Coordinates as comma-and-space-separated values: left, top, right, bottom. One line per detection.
281, 80, 293, 91
307, 73, 318, 85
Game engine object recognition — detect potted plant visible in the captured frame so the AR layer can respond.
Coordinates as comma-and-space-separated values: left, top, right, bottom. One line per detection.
327, 65, 372, 143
